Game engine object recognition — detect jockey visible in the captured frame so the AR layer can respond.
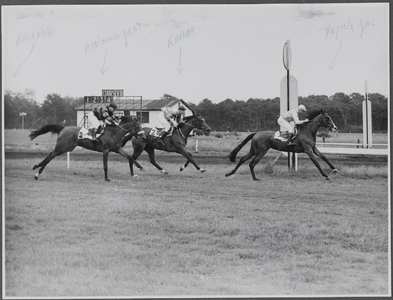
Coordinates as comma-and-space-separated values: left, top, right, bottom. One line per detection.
277, 104, 309, 145
156, 104, 186, 145
88, 102, 119, 139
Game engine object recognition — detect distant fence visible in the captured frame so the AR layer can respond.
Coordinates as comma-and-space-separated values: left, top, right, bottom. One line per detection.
316, 142, 388, 156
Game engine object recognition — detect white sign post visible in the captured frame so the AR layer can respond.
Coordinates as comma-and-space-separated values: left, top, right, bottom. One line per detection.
280, 40, 298, 170
19, 112, 26, 130
362, 80, 372, 148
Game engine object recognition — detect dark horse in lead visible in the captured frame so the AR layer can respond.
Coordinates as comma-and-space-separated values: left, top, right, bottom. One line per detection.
29, 116, 145, 181
122, 110, 211, 174
225, 109, 339, 180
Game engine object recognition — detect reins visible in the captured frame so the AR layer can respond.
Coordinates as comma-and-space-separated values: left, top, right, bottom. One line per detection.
114, 118, 144, 136
178, 122, 193, 139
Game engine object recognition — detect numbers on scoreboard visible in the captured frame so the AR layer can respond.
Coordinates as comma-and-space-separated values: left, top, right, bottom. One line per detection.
84, 96, 113, 103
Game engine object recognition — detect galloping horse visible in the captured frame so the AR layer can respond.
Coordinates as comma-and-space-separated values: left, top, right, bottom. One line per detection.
29, 116, 145, 181
122, 111, 211, 174
225, 109, 339, 180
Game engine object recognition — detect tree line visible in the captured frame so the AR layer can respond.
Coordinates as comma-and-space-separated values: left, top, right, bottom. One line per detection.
4, 90, 388, 133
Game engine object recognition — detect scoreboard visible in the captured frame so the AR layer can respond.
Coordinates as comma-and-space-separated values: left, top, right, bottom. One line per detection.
102, 89, 124, 97
84, 96, 113, 103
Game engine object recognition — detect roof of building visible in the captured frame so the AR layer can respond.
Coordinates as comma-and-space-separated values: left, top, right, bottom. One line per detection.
74, 99, 186, 111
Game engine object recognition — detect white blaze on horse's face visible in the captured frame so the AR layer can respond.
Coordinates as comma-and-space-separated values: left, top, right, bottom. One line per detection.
327, 115, 337, 131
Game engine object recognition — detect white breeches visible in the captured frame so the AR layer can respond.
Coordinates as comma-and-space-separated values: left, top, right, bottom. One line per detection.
88, 111, 104, 129
277, 116, 295, 133
159, 112, 176, 132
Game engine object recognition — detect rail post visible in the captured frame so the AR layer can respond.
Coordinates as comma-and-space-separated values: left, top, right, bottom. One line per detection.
280, 40, 298, 171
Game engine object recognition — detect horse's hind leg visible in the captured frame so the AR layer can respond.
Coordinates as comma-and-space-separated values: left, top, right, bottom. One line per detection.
33, 150, 61, 180
225, 151, 255, 177
249, 151, 267, 181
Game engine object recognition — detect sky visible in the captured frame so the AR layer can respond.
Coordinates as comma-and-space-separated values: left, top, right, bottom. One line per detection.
2, 3, 389, 105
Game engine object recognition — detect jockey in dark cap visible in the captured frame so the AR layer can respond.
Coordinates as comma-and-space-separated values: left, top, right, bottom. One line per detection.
88, 102, 119, 140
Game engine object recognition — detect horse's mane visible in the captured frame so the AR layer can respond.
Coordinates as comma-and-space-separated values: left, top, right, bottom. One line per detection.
183, 115, 194, 123
120, 115, 139, 123
301, 109, 324, 121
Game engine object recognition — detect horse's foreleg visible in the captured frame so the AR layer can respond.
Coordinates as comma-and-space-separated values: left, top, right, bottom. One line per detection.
144, 147, 168, 175
303, 148, 330, 180
180, 160, 191, 172
313, 147, 339, 173
177, 149, 205, 173
225, 151, 255, 178
116, 147, 141, 178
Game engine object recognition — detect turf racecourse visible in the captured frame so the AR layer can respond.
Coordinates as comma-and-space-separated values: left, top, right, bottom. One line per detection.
4, 152, 389, 297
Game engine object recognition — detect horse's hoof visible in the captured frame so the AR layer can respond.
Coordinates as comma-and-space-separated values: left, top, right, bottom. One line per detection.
326, 176, 331, 180
180, 167, 184, 172
32, 165, 38, 170
161, 170, 169, 175
253, 178, 261, 181
34, 175, 38, 180
139, 168, 145, 172
225, 173, 232, 177
333, 169, 339, 173
105, 178, 111, 182
200, 169, 206, 173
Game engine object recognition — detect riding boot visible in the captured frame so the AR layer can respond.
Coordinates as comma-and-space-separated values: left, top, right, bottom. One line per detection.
287, 133, 296, 146
156, 131, 168, 146
91, 128, 97, 140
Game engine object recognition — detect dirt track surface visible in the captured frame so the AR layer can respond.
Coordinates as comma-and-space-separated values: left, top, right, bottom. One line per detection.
5, 150, 388, 167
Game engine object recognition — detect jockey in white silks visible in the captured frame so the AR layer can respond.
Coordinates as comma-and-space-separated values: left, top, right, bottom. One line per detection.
156, 104, 186, 145
277, 104, 309, 145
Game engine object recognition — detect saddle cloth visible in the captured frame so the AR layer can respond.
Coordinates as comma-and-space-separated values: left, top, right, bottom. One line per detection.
78, 128, 103, 140
149, 127, 174, 137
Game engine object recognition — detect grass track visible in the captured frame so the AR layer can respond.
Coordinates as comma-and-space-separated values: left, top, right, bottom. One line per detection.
4, 157, 390, 297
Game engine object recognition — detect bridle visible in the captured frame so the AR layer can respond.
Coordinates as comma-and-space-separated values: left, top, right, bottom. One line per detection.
117, 117, 145, 137
308, 113, 335, 130
177, 114, 210, 138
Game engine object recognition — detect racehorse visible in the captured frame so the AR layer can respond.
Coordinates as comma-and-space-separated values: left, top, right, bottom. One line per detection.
225, 109, 339, 180
122, 111, 211, 174
29, 116, 146, 181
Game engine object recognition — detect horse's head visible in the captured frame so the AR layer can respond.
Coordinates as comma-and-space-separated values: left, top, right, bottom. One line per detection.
120, 116, 146, 140
316, 109, 337, 132
187, 113, 211, 135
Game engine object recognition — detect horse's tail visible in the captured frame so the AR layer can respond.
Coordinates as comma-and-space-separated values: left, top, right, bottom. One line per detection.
228, 132, 256, 162
29, 124, 65, 140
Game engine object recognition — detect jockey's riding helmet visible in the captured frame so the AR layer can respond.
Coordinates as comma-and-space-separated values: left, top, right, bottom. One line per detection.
178, 104, 186, 111
298, 104, 307, 111
109, 103, 117, 110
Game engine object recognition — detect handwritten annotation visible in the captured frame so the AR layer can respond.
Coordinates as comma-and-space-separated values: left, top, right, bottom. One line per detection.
85, 22, 148, 55
16, 23, 53, 47
168, 26, 195, 48
324, 18, 375, 40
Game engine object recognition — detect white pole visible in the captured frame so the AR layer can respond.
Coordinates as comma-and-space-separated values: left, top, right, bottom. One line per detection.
195, 139, 199, 153
67, 152, 70, 169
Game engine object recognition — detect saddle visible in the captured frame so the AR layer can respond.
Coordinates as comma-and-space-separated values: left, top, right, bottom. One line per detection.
274, 128, 298, 142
